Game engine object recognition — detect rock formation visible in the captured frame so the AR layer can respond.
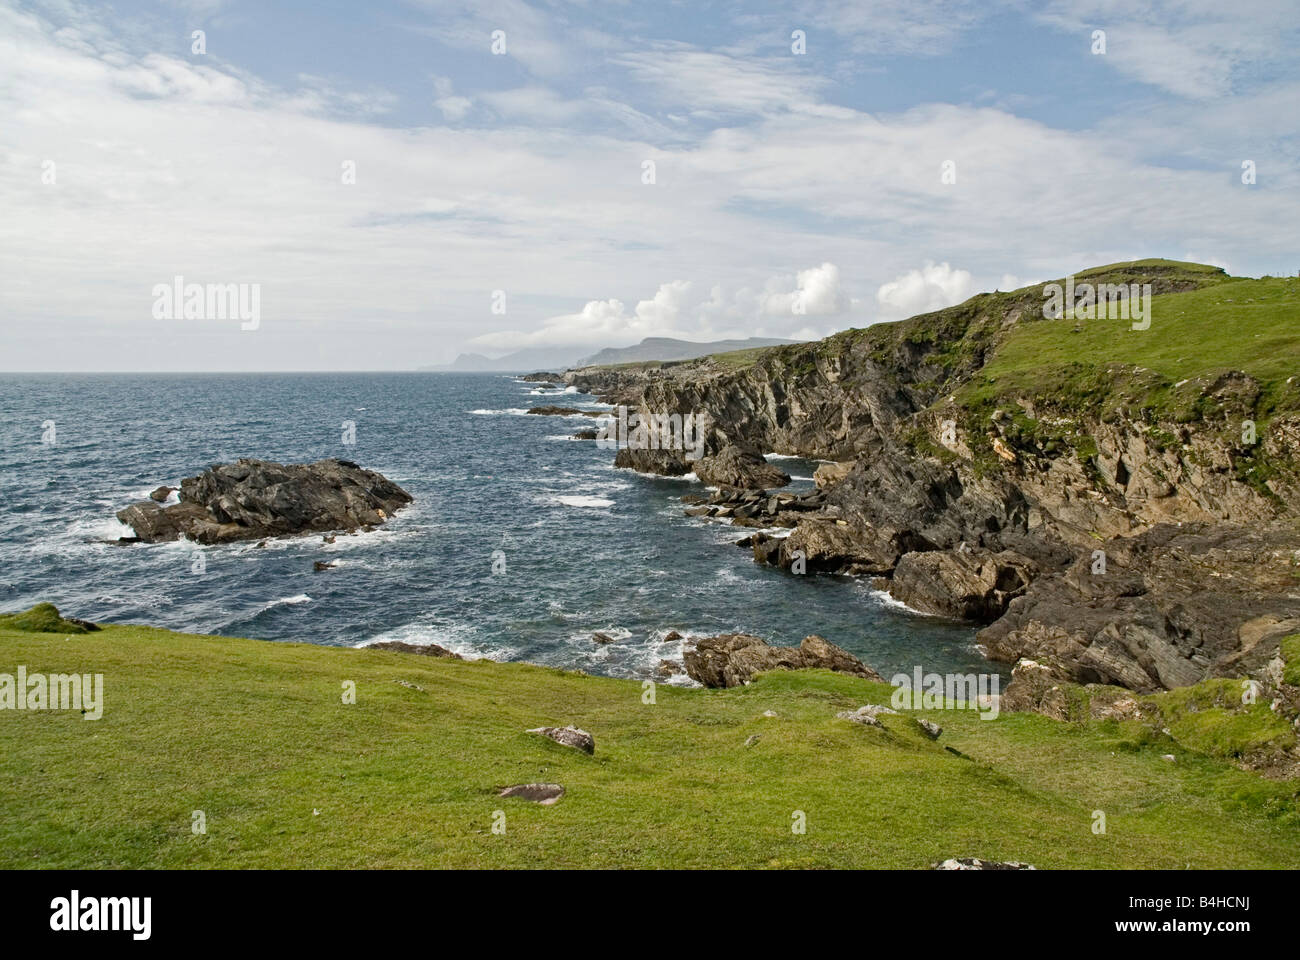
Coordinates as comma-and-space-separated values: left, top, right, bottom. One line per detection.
117, 458, 412, 544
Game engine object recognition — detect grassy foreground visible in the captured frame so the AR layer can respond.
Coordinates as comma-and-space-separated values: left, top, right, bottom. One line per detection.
2, 615, 1299, 869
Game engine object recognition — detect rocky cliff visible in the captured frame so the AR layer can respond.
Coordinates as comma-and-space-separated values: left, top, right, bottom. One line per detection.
561, 260, 1300, 697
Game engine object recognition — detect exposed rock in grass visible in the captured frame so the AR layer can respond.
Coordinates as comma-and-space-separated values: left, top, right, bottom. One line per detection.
934, 858, 1036, 870
917, 718, 943, 740
527, 725, 595, 754
837, 704, 899, 727
499, 783, 565, 805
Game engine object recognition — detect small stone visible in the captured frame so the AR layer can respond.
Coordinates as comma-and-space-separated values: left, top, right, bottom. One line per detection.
313, 561, 335, 571
527, 725, 595, 755
934, 858, 1035, 870
917, 718, 942, 740
837, 704, 898, 727
499, 783, 565, 805
762, 710, 778, 718
592, 632, 614, 644
1161, 754, 1176, 762
745, 734, 762, 747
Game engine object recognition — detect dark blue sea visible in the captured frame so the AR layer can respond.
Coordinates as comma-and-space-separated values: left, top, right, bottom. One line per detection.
0, 373, 987, 683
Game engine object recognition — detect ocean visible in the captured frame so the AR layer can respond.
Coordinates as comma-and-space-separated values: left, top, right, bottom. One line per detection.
0, 372, 988, 683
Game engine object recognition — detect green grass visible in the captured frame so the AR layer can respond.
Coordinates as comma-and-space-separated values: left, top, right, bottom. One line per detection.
0, 602, 94, 634
961, 276, 1300, 421
1283, 635, 1300, 687
3, 612, 1299, 868
1144, 679, 1297, 760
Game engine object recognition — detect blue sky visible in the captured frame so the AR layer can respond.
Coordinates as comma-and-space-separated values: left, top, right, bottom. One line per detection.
2, 0, 1298, 370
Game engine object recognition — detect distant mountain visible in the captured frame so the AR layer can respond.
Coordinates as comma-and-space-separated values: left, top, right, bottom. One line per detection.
419, 347, 585, 372
578, 337, 805, 367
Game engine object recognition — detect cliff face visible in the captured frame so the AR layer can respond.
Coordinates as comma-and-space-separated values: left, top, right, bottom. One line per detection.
565, 260, 1300, 695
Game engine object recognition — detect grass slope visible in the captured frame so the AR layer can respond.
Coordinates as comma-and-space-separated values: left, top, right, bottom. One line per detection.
3, 617, 1299, 869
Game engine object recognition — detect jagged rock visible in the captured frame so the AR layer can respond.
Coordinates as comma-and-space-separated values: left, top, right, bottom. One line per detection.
813, 460, 854, 489
889, 548, 1037, 622
981, 523, 1300, 692
499, 783, 565, 804
526, 406, 603, 417
613, 447, 693, 476
934, 858, 1036, 870
365, 640, 463, 660
149, 485, 175, 502
683, 633, 882, 688
837, 704, 899, 726
693, 443, 790, 490
572, 429, 598, 440
916, 718, 943, 739
1000, 659, 1071, 720
657, 659, 684, 677
313, 561, 335, 572
117, 459, 412, 544
592, 632, 615, 644
755, 518, 900, 576
527, 725, 595, 754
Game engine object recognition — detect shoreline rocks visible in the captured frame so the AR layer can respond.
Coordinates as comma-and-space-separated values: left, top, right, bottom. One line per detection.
116, 458, 412, 545
683, 633, 882, 688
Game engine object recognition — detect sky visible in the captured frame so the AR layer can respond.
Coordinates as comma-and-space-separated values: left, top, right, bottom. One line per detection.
1, 0, 1297, 371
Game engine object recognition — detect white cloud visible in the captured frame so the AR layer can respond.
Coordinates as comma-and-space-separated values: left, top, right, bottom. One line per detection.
876, 262, 973, 317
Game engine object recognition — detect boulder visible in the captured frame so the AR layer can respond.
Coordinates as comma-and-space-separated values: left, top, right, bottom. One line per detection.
526, 725, 595, 754
364, 640, 463, 660
683, 633, 882, 688
613, 447, 693, 476
888, 548, 1036, 622
813, 460, 854, 489
117, 459, 412, 544
149, 485, 175, 502
499, 783, 565, 805
837, 704, 898, 727
934, 858, 1036, 870
693, 443, 790, 490
916, 718, 943, 740
754, 518, 900, 576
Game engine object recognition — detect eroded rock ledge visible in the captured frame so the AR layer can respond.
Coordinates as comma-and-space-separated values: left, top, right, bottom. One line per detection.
117, 458, 412, 544
683, 633, 882, 688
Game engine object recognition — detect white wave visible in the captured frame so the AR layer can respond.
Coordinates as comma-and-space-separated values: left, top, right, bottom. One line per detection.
861, 585, 922, 614
361, 620, 516, 662
469, 407, 529, 416
563, 385, 580, 393
268, 594, 312, 608
551, 495, 614, 508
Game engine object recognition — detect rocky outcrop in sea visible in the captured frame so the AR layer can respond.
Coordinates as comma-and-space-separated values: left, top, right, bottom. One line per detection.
117, 458, 413, 544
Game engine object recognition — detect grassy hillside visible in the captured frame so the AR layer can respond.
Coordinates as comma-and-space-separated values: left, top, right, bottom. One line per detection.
2, 613, 1298, 868
962, 273, 1300, 419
